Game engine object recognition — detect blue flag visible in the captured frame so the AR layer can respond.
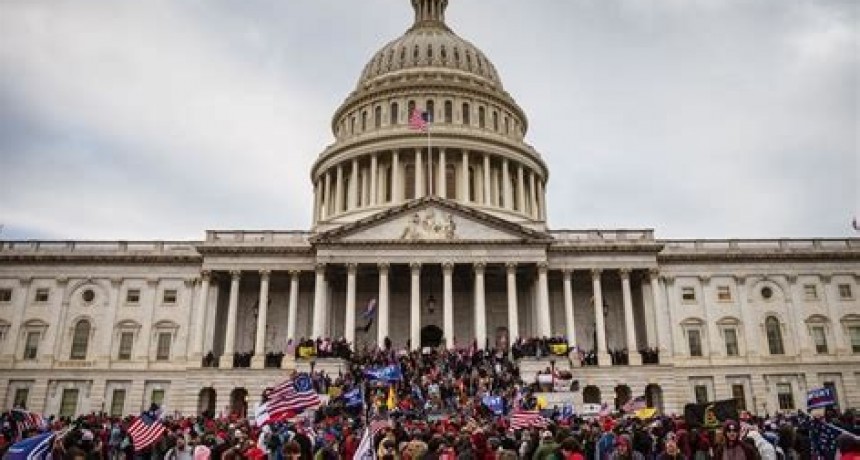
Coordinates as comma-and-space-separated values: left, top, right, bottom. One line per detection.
482, 395, 504, 415
344, 388, 363, 407
364, 365, 403, 382
807, 387, 836, 409
6, 431, 54, 460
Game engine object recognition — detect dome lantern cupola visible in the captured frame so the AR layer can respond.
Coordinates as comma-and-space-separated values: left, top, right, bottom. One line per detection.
411, 0, 448, 27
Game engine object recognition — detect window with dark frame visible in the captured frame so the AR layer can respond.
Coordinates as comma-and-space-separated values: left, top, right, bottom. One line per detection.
34, 288, 49, 303
717, 286, 732, 301
776, 383, 794, 410
694, 385, 708, 404
126, 289, 140, 304
118, 332, 134, 360
724, 328, 739, 356
70, 320, 90, 360
60, 389, 79, 417
731, 384, 746, 411
0, 288, 12, 302
13, 388, 29, 409
162, 289, 177, 304
23, 332, 39, 360
688, 330, 703, 357
681, 287, 696, 302
850, 327, 860, 354
110, 389, 126, 416
811, 326, 828, 354
156, 333, 171, 361
838, 284, 853, 299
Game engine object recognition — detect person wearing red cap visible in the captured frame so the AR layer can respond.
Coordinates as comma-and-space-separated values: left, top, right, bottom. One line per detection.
611, 435, 644, 460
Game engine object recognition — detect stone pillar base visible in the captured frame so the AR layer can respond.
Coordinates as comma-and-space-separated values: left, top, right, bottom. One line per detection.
596, 352, 611, 367
281, 354, 296, 370
251, 355, 266, 369
219, 355, 234, 369
629, 353, 643, 366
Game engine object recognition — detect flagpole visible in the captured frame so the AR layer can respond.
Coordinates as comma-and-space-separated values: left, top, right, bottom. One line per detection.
427, 120, 432, 196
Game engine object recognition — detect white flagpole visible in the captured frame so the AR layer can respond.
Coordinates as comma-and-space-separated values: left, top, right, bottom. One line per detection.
427, 114, 432, 196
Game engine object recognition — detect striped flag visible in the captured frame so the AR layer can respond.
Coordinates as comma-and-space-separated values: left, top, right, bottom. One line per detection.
10, 409, 43, 437
127, 410, 166, 452
510, 410, 549, 430
268, 373, 321, 414
369, 415, 393, 436
409, 108, 429, 132
353, 428, 374, 460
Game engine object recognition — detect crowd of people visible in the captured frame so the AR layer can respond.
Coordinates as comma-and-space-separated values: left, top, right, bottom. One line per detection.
2, 337, 858, 459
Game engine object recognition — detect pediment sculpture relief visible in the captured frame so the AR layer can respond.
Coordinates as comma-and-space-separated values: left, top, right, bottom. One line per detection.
400, 209, 457, 240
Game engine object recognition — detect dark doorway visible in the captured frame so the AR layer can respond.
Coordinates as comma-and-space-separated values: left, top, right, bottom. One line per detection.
421, 325, 443, 348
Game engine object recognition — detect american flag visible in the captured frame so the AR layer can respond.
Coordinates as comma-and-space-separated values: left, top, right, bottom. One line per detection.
267, 373, 321, 414
810, 419, 854, 460
11, 409, 43, 436
510, 410, 549, 430
623, 395, 647, 413
127, 410, 166, 452
409, 108, 429, 132
368, 416, 393, 436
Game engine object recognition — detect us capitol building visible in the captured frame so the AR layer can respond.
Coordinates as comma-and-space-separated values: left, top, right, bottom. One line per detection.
1, 0, 858, 418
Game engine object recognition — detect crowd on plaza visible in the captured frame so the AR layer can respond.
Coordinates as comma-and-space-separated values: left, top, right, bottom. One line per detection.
2, 338, 859, 460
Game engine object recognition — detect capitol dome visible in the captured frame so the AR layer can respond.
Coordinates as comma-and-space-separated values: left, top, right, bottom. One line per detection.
311, 0, 549, 232
357, 1, 503, 90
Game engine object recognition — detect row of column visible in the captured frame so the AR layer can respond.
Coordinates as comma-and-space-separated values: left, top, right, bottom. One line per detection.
209, 265, 662, 368
315, 149, 546, 222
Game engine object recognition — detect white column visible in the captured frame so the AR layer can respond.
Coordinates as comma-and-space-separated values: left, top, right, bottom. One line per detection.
563, 269, 576, 346
621, 269, 642, 365
345, 264, 357, 347
312, 181, 320, 224
370, 154, 379, 205
529, 171, 538, 217
251, 270, 271, 369
99, 278, 122, 363
649, 270, 672, 363
786, 275, 811, 357
392, 150, 401, 203
349, 159, 359, 210
502, 159, 512, 209
287, 271, 300, 341
822, 275, 847, 355
443, 262, 454, 349
461, 150, 470, 202
415, 149, 424, 198
323, 171, 332, 218
538, 263, 551, 337
537, 178, 546, 220
335, 164, 344, 214
700, 275, 722, 359
736, 276, 758, 361
193, 271, 211, 360
506, 263, 520, 342
410, 263, 421, 350
220, 271, 241, 368
517, 165, 526, 212
438, 149, 447, 199
377, 263, 390, 348
474, 263, 487, 349
312, 264, 326, 339
592, 269, 610, 366
482, 154, 491, 205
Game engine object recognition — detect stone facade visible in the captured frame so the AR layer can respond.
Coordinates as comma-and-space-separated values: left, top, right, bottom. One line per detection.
1, 0, 859, 418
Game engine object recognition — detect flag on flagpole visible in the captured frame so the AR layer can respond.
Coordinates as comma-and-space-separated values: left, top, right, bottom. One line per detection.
623, 395, 647, 413
268, 373, 321, 414
353, 427, 375, 460
361, 298, 377, 320
5, 431, 55, 460
127, 410, 166, 452
386, 385, 396, 410
10, 409, 44, 438
810, 419, 855, 459
409, 108, 430, 132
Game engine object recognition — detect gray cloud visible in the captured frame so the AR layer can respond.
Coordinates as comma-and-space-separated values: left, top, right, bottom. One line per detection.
0, 0, 856, 240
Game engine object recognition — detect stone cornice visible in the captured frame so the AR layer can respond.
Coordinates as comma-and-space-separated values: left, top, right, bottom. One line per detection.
196, 245, 314, 256
0, 254, 202, 264
658, 250, 860, 264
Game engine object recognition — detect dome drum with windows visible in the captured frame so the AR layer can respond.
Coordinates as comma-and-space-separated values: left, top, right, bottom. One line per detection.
311, 0, 549, 232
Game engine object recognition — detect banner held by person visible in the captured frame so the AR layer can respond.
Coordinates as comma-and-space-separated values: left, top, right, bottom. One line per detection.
683, 399, 739, 428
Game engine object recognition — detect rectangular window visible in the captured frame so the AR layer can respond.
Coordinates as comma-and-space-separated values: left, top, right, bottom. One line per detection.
59, 389, 79, 417
151, 389, 165, 407
156, 333, 171, 361
724, 328, 739, 356
34, 288, 49, 303
776, 383, 794, 410
0, 288, 12, 302
110, 389, 126, 417
162, 289, 177, 304
811, 326, 828, 354
731, 384, 746, 411
838, 284, 853, 299
804, 284, 818, 301
118, 332, 134, 360
13, 388, 29, 409
688, 330, 703, 357
126, 289, 140, 304
694, 385, 708, 404
717, 286, 732, 301
681, 287, 696, 302
849, 327, 860, 354
23, 332, 39, 360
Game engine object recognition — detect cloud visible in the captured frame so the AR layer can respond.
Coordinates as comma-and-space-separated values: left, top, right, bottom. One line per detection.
0, 0, 856, 240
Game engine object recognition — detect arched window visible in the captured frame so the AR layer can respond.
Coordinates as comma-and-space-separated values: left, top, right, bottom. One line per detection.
426, 100, 434, 122
413, 45, 420, 62
404, 163, 416, 199
71, 320, 90, 360
462, 103, 471, 125
766, 316, 784, 355
445, 164, 457, 198
390, 102, 399, 125
478, 107, 486, 128
361, 111, 367, 132
492, 111, 499, 132
427, 44, 433, 60
350, 116, 356, 134
440, 46, 447, 61
504, 116, 509, 134
444, 101, 453, 123
408, 100, 416, 118
374, 106, 382, 128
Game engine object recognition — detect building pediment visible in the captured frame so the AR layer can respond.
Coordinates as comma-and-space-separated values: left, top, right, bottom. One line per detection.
311, 197, 551, 245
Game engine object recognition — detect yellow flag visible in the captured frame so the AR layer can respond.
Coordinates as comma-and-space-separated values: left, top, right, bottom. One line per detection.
387, 385, 396, 410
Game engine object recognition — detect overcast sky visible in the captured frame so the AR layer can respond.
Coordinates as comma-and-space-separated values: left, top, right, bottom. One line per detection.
0, 0, 856, 241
